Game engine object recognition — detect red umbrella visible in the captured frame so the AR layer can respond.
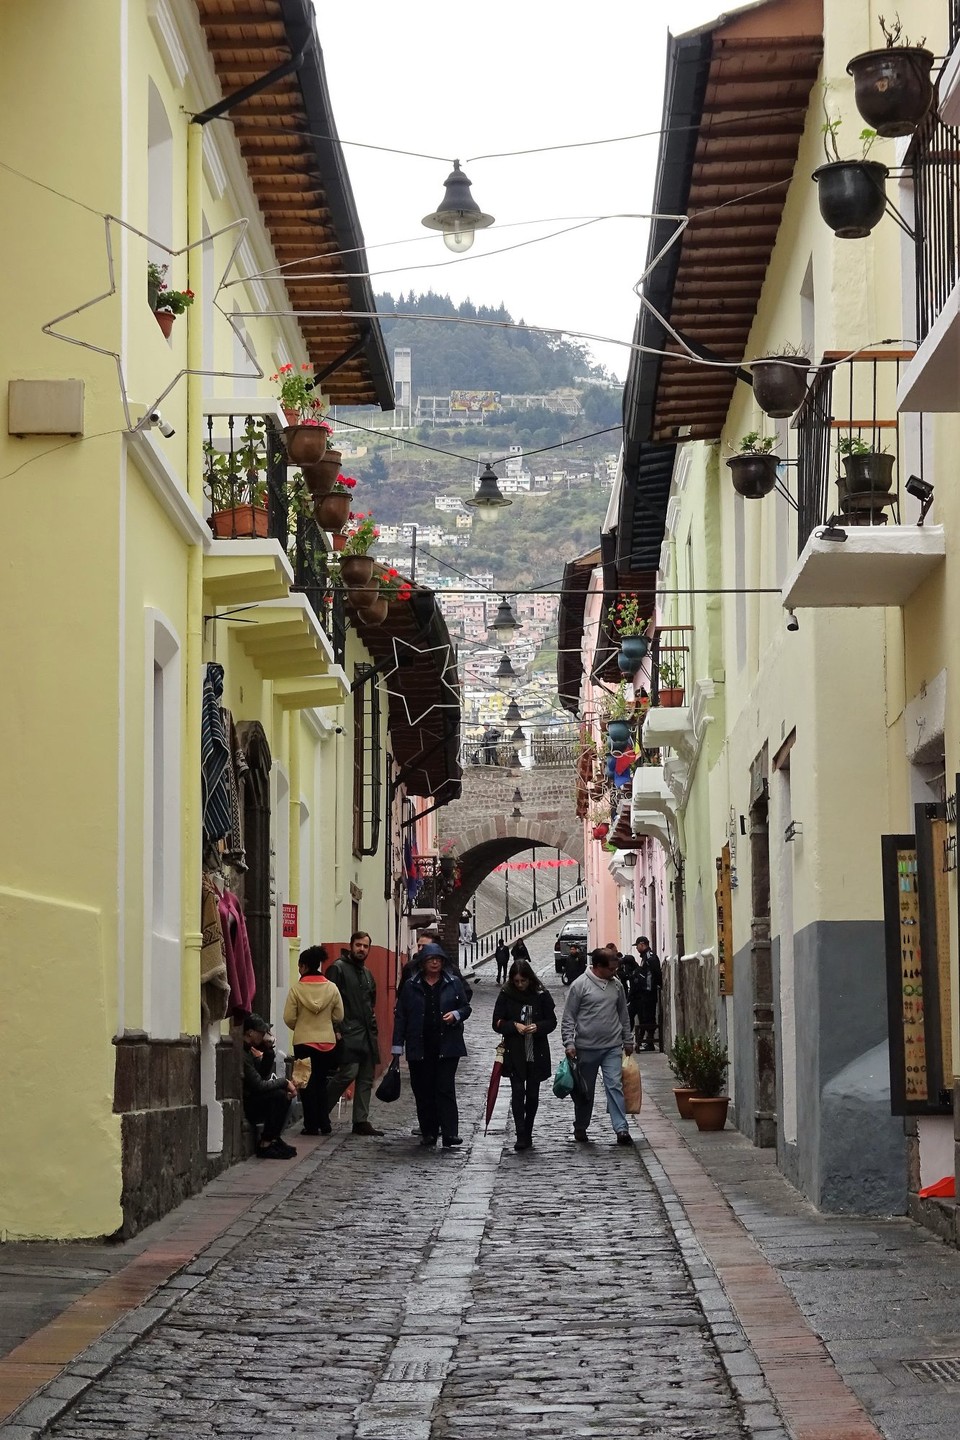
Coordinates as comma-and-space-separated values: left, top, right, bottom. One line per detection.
484, 1043, 505, 1132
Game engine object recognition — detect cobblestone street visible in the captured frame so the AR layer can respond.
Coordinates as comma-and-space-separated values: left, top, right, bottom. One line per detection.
8, 927, 960, 1440
9, 931, 756, 1440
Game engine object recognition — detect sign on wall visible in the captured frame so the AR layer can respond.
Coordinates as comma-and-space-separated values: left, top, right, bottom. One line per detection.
881, 802, 954, 1116
715, 844, 733, 995
282, 903, 298, 939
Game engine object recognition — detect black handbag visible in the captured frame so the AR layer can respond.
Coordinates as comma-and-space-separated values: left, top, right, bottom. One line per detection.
569, 1057, 589, 1105
375, 1056, 402, 1103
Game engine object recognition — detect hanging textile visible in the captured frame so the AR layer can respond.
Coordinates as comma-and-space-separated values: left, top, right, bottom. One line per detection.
218, 888, 256, 1020
201, 663, 232, 844
200, 872, 231, 1025
221, 706, 249, 870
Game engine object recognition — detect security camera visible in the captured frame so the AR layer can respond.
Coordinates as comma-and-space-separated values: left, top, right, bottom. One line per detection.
786, 610, 799, 633
146, 410, 175, 439
905, 474, 934, 526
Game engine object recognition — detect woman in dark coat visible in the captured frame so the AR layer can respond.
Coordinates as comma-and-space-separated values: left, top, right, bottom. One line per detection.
510, 938, 531, 963
392, 944, 472, 1149
492, 958, 557, 1150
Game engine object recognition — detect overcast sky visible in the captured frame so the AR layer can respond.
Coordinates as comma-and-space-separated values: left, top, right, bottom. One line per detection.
320, 2, 727, 381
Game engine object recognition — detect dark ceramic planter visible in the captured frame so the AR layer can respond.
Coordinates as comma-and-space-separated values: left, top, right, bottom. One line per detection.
840, 451, 895, 497
726, 453, 779, 499
752, 356, 809, 418
302, 448, 342, 497
357, 597, 388, 625
847, 47, 935, 138
314, 491, 351, 530
607, 719, 632, 750
813, 160, 888, 239
617, 634, 649, 675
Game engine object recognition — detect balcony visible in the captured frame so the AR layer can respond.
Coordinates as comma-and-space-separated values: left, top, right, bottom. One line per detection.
938, 0, 960, 128
202, 410, 346, 669
644, 629, 696, 759
783, 352, 944, 609
898, 107, 960, 411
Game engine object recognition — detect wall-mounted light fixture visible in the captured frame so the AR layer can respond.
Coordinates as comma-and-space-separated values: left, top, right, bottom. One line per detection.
905, 474, 934, 526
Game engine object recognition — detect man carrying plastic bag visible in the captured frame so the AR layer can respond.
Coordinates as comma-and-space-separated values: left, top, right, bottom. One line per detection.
561, 948, 636, 1146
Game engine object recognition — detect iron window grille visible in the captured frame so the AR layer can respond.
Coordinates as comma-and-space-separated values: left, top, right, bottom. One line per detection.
353, 663, 382, 858
910, 108, 960, 346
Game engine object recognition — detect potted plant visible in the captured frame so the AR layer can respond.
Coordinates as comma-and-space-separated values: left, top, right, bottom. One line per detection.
203, 420, 268, 538
302, 437, 342, 497
668, 1034, 704, 1118
726, 433, 779, 498
751, 343, 809, 419
605, 682, 633, 751
837, 435, 895, 513
272, 363, 331, 463
353, 568, 413, 627
148, 261, 194, 337
847, 15, 934, 138
813, 111, 886, 239
339, 511, 380, 604
607, 596, 650, 674
657, 652, 685, 708
686, 1034, 731, 1131
314, 474, 356, 532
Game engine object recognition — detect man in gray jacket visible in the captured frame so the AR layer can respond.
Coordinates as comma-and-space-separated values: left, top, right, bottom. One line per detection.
561, 948, 635, 1145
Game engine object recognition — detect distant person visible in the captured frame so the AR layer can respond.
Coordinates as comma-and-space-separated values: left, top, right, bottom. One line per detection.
511, 937, 531, 964
325, 932, 384, 1136
493, 957, 557, 1150
283, 946, 343, 1136
494, 936, 510, 984
561, 948, 635, 1146
634, 936, 663, 1051
562, 942, 587, 986
392, 943, 472, 1148
481, 725, 500, 765
459, 911, 473, 948
242, 1014, 297, 1160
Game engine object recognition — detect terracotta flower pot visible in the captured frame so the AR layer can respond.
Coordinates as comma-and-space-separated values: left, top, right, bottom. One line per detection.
283, 425, 328, 465
659, 688, 685, 708
357, 597, 388, 626
340, 554, 375, 587
208, 505, 269, 539
689, 1095, 730, 1131
302, 448, 342, 497
332, 532, 347, 552
155, 310, 175, 338
314, 491, 352, 531
673, 1087, 705, 1119
592, 823, 609, 841
282, 406, 300, 427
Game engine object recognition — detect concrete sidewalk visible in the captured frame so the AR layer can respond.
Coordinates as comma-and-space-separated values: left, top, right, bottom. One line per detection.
639, 1056, 960, 1440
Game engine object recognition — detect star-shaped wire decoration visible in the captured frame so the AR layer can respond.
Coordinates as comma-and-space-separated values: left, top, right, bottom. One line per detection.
42, 214, 262, 432
382, 635, 462, 727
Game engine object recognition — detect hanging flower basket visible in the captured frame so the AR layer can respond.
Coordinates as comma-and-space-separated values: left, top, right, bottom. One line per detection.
155, 310, 176, 338
606, 719, 632, 750
617, 635, 649, 675
357, 597, 389, 626
302, 448, 343, 496
340, 554, 375, 588
726, 454, 779, 499
314, 491, 352, 531
751, 356, 808, 418
847, 46, 935, 138
283, 425, 328, 465
813, 161, 888, 239
208, 504, 269, 539
592, 822, 609, 841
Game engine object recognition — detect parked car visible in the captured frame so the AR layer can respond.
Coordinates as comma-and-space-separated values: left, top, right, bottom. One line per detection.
554, 919, 588, 975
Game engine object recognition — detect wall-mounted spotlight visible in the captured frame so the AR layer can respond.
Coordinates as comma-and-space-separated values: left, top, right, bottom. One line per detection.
905, 474, 934, 526
421, 161, 494, 253
466, 464, 512, 520
786, 609, 799, 632
816, 514, 848, 543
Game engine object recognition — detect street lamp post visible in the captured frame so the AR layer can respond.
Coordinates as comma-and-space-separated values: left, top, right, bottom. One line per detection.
531, 843, 537, 912
556, 846, 562, 900
504, 861, 511, 925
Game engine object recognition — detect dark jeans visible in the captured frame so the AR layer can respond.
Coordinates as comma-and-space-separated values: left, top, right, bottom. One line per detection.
496, 958, 509, 983
509, 1071, 541, 1140
294, 1044, 334, 1132
408, 1054, 460, 1141
244, 1088, 292, 1143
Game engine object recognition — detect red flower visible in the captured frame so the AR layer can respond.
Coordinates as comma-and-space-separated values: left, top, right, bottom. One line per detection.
301, 363, 311, 371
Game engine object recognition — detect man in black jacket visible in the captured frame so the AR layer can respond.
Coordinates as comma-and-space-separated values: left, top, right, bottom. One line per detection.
634, 936, 663, 1050
325, 931, 384, 1136
242, 1014, 297, 1159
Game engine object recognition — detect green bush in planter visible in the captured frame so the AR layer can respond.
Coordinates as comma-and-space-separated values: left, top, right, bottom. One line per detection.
667, 1033, 697, 1087
685, 1034, 729, 1098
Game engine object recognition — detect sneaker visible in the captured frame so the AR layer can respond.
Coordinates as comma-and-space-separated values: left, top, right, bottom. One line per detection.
442, 1136, 463, 1148
351, 1121, 385, 1136
573, 1127, 590, 1142
616, 1131, 634, 1146
258, 1139, 295, 1160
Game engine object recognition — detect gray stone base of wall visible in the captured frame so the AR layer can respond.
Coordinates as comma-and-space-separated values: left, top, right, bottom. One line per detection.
907, 1191, 960, 1248
113, 1032, 247, 1239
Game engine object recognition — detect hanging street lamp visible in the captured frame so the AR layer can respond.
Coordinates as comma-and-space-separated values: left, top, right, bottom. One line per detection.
466, 463, 512, 520
421, 161, 495, 253
504, 697, 523, 725
494, 653, 519, 691
492, 595, 521, 633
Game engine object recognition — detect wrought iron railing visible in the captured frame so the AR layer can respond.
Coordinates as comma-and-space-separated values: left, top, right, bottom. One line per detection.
793, 351, 927, 550
910, 108, 960, 345
203, 412, 287, 538
529, 725, 581, 768
649, 628, 689, 706
409, 856, 459, 913
952, 0, 960, 53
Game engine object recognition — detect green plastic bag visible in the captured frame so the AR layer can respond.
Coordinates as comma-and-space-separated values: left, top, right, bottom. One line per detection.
553, 1055, 575, 1099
